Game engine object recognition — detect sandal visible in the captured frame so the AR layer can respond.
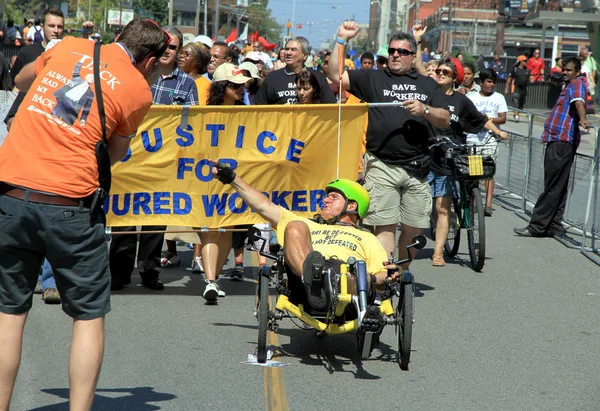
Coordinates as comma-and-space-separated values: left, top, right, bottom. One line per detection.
432, 253, 445, 267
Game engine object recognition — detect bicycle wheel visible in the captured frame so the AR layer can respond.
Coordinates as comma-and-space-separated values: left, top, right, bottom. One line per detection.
467, 187, 486, 272
396, 282, 413, 370
257, 267, 270, 363
444, 197, 461, 257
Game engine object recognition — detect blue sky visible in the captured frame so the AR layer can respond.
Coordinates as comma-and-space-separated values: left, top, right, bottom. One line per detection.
266, 0, 369, 47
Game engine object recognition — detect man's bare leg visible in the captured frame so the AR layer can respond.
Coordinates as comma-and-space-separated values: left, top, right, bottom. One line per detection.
373, 224, 397, 259
398, 223, 424, 270
0, 312, 27, 411
283, 221, 313, 278
69, 317, 105, 411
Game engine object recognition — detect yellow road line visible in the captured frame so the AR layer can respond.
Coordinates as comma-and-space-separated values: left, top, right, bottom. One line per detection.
250, 252, 289, 411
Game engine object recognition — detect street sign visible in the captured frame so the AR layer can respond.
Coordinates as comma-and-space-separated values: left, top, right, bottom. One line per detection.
237, 0, 248, 6
107, 9, 134, 26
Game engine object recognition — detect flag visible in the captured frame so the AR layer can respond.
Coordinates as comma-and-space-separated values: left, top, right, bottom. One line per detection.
225, 28, 238, 44
250, 30, 259, 42
258, 36, 277, 51
237, 23, 248, 42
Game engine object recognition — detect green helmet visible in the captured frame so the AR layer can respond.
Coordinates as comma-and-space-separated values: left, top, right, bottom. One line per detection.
326, 179, 370, 219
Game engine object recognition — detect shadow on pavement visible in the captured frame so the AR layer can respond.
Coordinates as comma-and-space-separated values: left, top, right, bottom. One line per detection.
30, 387, 176, 410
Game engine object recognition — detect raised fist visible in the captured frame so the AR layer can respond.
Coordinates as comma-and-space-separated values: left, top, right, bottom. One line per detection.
337, 21, 359, 41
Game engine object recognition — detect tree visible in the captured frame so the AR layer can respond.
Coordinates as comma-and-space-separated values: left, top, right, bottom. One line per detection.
238, 0, 282, 43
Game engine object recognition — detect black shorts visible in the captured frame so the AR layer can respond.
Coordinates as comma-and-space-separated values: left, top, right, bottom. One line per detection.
0, 194, 110, 320
512, 89, 527, 110
231, 224, 252, 249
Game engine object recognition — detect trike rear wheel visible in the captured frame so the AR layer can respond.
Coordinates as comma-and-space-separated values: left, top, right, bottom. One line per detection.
257, 267, 270, 363
397, 282, 413, 370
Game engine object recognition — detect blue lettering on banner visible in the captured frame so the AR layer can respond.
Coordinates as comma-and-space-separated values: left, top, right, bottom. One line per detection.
112, 194, 131, 216
141, 128, 163, 153
120, 147, 132, 163
235, 126, 245, 148
107, 192, 192, 216
256, 131, 276, 154
173, 193, 192, 215
206, 124, 225, 147
292, 190, 308, 212
176, 124, 194, 147
272, 191, 291, 209
177, 158, 238, 181
203, 194, 228, 217
310, 190, 325, 212
153, 192, 170, 214
229, 192, 248, 214
286, 138, 305, 164
133, 192, 152, 214
177, 158, 195, 179
195, 159, 212, 182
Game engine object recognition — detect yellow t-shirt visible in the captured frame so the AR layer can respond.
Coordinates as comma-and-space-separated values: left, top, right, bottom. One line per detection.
195, 76, 211, 106
275, 208, 388, 275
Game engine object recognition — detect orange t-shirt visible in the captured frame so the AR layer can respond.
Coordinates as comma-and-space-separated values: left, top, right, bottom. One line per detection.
195, 76, 211, 105
0, 37, 152, 198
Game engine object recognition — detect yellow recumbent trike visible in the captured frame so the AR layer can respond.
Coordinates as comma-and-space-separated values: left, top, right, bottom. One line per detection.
248, 227, 427, 370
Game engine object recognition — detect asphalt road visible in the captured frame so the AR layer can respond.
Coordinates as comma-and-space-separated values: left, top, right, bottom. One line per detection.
9, 203, 600, 411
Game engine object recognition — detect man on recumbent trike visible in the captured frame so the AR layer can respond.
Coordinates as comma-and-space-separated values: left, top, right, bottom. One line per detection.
210, 162, 400, 313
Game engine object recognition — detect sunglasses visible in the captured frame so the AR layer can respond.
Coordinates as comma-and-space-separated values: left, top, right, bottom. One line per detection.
435, 68, 453, 76
146, 19, 173, 50
376, 57, 388, 65
227, 82, 244, 90
167, 44, 178, 51
387, 47, 414, 57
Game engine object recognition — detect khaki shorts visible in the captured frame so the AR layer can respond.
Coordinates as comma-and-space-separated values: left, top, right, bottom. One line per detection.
362, 152, 432, 228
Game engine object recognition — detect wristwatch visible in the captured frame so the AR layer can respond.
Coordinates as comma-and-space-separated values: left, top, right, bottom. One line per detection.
424, 105, 430, 115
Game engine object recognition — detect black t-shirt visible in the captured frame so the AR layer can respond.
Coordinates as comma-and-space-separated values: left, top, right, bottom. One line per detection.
429, 92, 488, 175
510, 66, 530, 92
253, 68, 337, 105
5, 42, 45, 124
347, 68, 448, 166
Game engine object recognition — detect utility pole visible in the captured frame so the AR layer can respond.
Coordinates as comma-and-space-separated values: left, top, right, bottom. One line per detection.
447, 0, 453, 53
204, 0, 208, 35
168, 0, 174, 25
195, 0, 202, 35
368, 1, 380, 49
214, 0, 220, 38
472, 16, 478, 56
377, 0, 391, 50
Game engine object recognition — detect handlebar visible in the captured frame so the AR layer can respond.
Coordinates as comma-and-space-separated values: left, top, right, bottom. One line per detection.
428, 132, 499, 150
385, 235, 427, 279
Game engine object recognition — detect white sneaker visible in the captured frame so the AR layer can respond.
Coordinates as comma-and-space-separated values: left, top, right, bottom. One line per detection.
203, 281, 218, 302
215, 281, 226, 298
514, 115, 520, 123
160, 252, 180, 267
192, 257, 204, 273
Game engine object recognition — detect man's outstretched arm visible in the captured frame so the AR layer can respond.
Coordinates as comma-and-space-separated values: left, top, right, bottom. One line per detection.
211, 162, 282, 226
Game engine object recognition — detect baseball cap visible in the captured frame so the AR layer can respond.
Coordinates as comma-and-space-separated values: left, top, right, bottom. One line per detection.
376, 46, 389, 59
243, 51, 266, 64
239, 61, 260, 79
517, 55, 527, 62
194, 35, 213, 49
213, 63, 251, 84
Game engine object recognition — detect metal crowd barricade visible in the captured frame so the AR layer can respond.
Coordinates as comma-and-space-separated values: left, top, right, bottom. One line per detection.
495, 107, 600, 264
581, 127, 600, 264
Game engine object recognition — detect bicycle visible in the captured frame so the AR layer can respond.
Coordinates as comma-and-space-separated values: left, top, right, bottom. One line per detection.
249, 227, 427, 370
429, 134, 498, 272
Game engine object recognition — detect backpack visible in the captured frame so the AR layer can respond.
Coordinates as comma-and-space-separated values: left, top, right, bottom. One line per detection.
33, 27, 43, 43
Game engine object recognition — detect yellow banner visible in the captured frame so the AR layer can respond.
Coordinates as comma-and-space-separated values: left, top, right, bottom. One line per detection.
105, 104, 368, 227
